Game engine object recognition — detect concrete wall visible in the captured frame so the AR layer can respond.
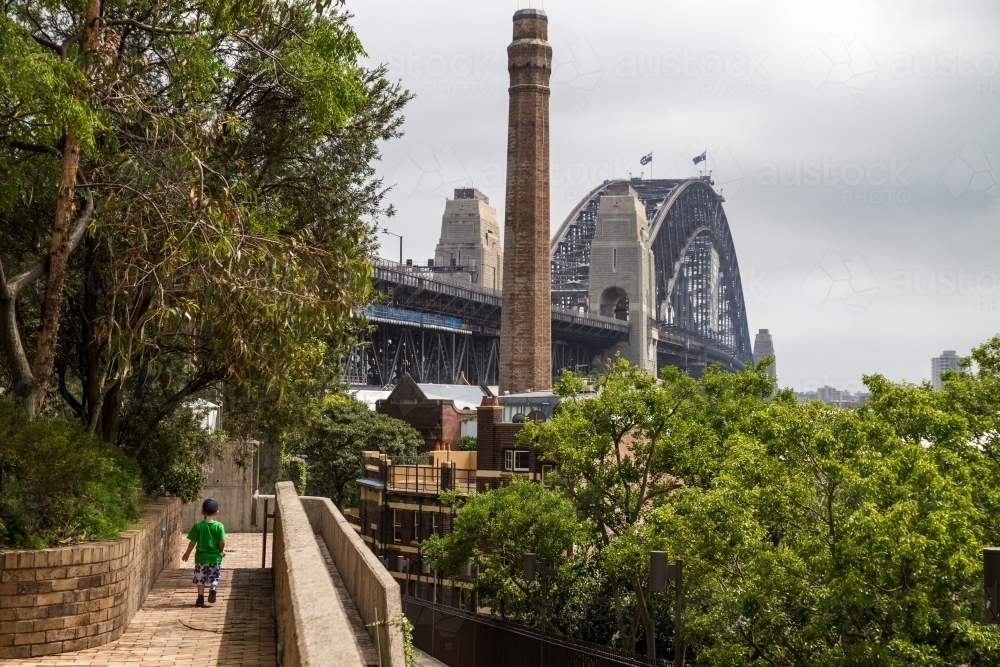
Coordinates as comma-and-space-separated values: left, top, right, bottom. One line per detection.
272, 482, 374, 667
300, 496, 406, 667
181, 442, 260, 533
0, 498, 182, 659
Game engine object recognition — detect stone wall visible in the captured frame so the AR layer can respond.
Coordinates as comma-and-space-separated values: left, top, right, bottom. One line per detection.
0, 498, 182, 659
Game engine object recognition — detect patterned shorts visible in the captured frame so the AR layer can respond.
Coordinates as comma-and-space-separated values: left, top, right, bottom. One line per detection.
192, 563, 222, 586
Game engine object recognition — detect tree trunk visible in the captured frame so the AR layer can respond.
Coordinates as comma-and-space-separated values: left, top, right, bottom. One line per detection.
101, 379, 125, 444
632, 576, 657, 661
26, 0, 102, 417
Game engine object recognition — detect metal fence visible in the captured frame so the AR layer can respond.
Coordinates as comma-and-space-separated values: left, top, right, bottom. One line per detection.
403, 597, 660, 667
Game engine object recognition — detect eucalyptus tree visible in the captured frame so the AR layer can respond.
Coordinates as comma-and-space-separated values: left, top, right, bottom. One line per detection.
0, 1, 410, 439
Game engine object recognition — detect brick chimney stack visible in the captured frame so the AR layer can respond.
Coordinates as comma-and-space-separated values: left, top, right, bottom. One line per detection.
498, 8, 553, 394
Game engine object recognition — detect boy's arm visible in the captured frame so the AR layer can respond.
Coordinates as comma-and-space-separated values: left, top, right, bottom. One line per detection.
218, 540, 226, 557
182, 540, 197, 562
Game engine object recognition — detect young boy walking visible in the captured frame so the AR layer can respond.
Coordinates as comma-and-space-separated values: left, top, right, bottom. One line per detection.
182, 498, 226, 606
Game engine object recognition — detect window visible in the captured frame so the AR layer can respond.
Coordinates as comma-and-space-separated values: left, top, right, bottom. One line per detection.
613, 247, 617, 270
413, 511, 420, 542
432, 513, 440, 536
393, 510, 402, 543
504, 450, 530, 472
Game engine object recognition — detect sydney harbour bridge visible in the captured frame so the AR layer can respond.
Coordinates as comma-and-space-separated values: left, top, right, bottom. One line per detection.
343, 176, 752, 387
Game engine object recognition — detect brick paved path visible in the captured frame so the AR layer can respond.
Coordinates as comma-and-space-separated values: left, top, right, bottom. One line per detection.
6, 533, 276, 666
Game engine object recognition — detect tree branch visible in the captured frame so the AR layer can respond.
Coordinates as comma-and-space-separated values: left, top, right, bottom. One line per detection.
104, 19, 190, 36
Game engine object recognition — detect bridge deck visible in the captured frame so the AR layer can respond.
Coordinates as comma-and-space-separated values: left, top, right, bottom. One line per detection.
7, 534, 275, 667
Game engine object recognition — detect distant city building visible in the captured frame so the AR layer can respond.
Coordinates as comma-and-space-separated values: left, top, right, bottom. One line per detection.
796, 386, 870, 408
931, 350, 961, 390
434, 188, 504, 289
752, 329, 776, 378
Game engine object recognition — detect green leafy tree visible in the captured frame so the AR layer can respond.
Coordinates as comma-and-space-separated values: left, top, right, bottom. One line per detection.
422, 477, 586, 634
521, 360, 705, 659
654, 377, 1000, 666
0, 0, 410, 434
303, 398, 421, 507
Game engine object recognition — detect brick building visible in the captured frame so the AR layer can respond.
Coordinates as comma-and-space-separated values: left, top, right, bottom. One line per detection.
375, 374, 482, 452
357, 392, 560, 609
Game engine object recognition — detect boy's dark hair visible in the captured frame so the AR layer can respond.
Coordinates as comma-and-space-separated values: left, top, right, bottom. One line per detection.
202, 498, 219, 514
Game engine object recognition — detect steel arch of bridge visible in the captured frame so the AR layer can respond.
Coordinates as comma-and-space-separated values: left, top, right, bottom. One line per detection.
550, 177, 752, 371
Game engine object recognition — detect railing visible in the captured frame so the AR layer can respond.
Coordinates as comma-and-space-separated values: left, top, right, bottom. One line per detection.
363, 454, 476, 495
403, 597, 660, 667
374, 259, 503, 302
389, 464, 477, 495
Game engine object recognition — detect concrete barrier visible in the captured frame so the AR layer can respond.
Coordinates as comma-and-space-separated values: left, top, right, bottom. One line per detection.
301, 496, 406, 667
272, 482, 372, 667
0, 498, 182, 659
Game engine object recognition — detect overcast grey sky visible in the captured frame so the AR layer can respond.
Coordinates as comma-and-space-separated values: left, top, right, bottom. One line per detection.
349, 0, 999, 392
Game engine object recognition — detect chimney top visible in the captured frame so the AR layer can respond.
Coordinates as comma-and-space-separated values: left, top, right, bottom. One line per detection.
513, 8, 547, 20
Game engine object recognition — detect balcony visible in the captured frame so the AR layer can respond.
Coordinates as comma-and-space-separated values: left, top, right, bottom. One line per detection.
362, 451, 477, 495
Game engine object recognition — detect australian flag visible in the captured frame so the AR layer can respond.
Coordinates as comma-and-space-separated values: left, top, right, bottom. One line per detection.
639, 152, 652, 166
692, 151, 707, 165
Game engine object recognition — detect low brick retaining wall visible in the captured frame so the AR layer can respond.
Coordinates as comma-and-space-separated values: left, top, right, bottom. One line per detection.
0, 497, 182, 659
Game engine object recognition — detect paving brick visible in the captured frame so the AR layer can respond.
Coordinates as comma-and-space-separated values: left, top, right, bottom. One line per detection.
3, 534, 275, 667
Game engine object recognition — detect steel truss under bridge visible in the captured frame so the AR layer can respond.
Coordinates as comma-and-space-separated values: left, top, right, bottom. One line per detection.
342, 322, 500, 387
551, 177, 753, 373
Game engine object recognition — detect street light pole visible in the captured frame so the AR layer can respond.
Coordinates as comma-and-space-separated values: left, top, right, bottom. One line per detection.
382, 228, 403, 265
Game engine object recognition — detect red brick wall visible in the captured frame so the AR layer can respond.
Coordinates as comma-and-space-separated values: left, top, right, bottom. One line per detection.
377, 401, 466, 452
0, 498, 182, 659
475, 403, 531, 473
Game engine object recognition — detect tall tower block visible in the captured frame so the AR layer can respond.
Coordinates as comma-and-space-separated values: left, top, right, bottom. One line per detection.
498, 8, 553, 394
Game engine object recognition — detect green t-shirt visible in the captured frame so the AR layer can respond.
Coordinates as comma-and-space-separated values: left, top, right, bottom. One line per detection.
187, 519, 226, 564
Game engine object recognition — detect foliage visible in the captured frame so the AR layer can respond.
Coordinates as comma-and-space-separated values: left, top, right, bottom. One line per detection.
0, 0, 410, 443
368, 614, 416, 667
282, 453, 309, 496
423, 477, 585, 634
122, 403, 222, 503
654, 379, 999, 666
521, 359, 708, 658
0, 0, 410, 535
303, 398, 421, 507
0, 397, 143, 548
515, 350, 1000, 664
457, 435, 477, 451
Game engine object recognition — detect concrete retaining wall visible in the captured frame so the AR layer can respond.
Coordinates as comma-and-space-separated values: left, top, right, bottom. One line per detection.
301, 496, 406, 667
272, 482, 371, 667
0, 498, 182, 659
181, 442, 261, 533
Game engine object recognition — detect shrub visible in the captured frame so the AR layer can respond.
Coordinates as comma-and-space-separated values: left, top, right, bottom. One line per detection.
457, 435, 477, 451
0, 398, 144, 548
120, 404, 221, 503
